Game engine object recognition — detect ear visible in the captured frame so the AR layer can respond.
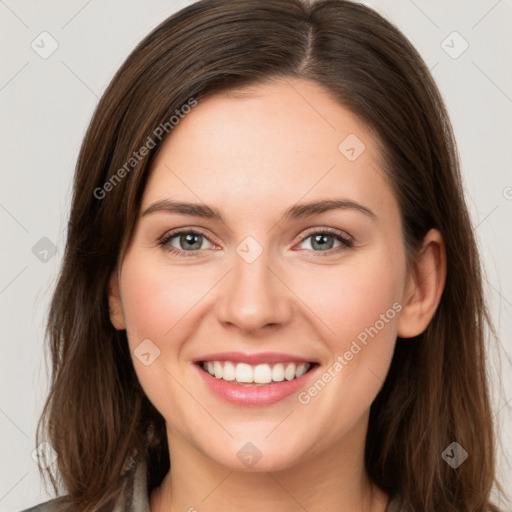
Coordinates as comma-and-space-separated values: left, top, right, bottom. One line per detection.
107, 269, 126, 330
397, 228, 447, 338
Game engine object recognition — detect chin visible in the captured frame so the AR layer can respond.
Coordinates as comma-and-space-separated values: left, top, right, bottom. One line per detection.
195, 433, 313, 473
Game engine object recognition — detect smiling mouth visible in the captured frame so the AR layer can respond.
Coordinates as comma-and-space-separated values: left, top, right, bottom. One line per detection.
198, 360, 317, 386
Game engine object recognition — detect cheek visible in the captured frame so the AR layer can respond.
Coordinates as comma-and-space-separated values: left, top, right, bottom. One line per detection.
118, 254, 209, 429
292, 248, 405, 413
119, 255, 211, 344
291, 275, 400, 439
298, 256, 404, 350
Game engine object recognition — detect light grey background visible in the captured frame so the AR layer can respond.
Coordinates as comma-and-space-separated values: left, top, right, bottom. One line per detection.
1, 1, 511, 510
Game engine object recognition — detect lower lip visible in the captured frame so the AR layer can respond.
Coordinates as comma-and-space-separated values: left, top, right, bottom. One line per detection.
195, 363, 318, 406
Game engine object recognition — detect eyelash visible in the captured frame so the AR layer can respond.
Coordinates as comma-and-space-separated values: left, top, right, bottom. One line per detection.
157, 227, 354, 258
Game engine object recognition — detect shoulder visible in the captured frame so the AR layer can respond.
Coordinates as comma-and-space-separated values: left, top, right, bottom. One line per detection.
385, 494, 410, 512
17, 455, 150, 512
17, 497, 74, 512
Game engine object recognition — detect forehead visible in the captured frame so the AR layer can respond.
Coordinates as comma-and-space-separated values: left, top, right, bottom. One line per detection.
142, 78, 395, 221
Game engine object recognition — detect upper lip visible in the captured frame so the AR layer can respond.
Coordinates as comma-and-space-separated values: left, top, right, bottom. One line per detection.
193, 351, 318, 365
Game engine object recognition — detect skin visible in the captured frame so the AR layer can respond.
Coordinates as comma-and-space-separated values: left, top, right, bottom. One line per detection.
108, 78, 446, 512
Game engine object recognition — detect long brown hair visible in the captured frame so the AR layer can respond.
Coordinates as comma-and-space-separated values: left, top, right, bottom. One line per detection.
36, 1, 504, 510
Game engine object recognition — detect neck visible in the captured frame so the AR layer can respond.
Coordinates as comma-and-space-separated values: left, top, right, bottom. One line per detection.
150, 419, 389, 512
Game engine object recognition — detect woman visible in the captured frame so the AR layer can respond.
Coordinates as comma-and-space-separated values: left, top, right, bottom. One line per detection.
23, 0, 505, 511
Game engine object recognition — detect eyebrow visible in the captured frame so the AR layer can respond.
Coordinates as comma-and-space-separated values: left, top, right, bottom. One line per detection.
141, 198, 377, 222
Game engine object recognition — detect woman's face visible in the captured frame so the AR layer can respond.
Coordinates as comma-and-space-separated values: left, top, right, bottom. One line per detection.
111, 78, 410, 471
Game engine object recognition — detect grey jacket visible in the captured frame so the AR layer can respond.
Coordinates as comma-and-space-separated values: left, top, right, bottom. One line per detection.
19, 458, 405, 512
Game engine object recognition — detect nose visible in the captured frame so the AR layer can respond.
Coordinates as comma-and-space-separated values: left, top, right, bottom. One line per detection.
215, 244, 293, 335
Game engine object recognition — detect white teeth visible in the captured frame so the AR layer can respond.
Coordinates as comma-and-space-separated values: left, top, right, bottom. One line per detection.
296, 363, 309, 378
253, 364, 272, 384
201, 361, 312, 384
284, 363, 296, 381
214, 361, 223, 379
235, 363, 253, 383
271, 363, 285, 382
223, 361, 236, 381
